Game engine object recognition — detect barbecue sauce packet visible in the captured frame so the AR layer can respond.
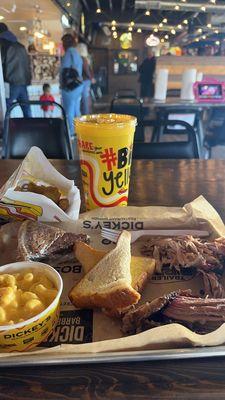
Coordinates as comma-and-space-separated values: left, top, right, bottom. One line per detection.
1, 196, 225, 361
0, 147, 80, 222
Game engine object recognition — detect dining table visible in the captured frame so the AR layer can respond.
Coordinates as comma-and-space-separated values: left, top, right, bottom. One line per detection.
2, 158, 225, 399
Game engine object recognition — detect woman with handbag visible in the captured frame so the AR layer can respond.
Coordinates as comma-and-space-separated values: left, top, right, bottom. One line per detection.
61, 33, 83, 138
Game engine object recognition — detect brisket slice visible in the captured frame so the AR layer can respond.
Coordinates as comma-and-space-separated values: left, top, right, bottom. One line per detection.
17, 220, 89, 262
122, 290, 225, 335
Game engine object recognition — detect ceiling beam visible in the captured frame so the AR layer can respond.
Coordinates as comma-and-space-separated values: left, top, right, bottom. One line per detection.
135, 0, 225, 12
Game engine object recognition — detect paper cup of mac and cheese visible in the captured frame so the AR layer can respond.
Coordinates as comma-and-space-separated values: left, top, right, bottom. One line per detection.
0, 261, 63, 352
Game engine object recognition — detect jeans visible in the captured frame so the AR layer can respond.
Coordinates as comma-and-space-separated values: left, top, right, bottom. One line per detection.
81, 79, 91, 115
62, 84, 84, 137
7, 85, 32, 118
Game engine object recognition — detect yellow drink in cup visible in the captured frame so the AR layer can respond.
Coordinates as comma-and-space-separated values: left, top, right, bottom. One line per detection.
75, 114, 136, 210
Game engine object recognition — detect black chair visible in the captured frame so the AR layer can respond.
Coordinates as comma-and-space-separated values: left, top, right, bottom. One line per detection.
133, 120, 200, 159
110, 94, 144, 141
152, 107, 204, 152
3, 101, 73, 160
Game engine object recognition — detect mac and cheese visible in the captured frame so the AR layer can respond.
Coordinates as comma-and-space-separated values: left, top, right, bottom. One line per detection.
0, 269, 58, 325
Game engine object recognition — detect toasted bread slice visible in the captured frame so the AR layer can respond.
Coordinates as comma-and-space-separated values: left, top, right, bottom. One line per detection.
69, 231, 140, 310
74, 241, 155, 292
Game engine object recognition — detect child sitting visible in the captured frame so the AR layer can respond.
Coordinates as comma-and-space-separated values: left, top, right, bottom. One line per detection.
40, 83, 55, 117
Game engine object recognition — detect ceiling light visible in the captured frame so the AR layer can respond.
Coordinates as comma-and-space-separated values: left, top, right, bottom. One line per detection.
66, 2, 71, 6
130, 21, 135, 26
159, 22, 163, 28
113, 32, 118, 38
0, 16, 4, 20
177, 24, 182, 29
163, 18, 167, 23
19, 26, 27, 31
146, 34, 160, 47
198, 28, 203, 33
111, 20, 116, 25
161, 38, 165, 43
34, 31, 44, 39
202, 35, 206, 39
111, 26, 116, 31
154, 28, 159, 32
216, 40, 220, 45
96, 8, 101, 13
145, 10, 150, 16
137, 28, 142, 33
207, 23, 212, 28
171, 29, 176, 35
174, 5, 180, 10
201, 6, 206, 11
215, 29, 219, 34
165, 34, 169, 39
128, 26, 133, 31
183, 19, 188, 24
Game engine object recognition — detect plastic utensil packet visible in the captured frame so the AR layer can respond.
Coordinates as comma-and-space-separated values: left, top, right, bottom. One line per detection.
0, 147, 81, 222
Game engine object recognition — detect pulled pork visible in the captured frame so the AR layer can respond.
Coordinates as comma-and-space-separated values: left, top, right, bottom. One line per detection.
141, 236, 225, 273
122, 290, 225, 335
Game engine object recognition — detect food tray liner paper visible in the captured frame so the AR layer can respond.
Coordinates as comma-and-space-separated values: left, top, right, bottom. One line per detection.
1, 195, 225, 360
0, 147, 81, 222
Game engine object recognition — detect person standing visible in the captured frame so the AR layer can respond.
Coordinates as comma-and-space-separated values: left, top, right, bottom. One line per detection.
138, 48, 156, 102
0, 23, 31, 117
76, 43, 94, 115
61, 33, 83, 138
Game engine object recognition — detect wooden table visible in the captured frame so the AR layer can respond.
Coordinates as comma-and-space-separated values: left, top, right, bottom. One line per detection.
1, 159, 225, 399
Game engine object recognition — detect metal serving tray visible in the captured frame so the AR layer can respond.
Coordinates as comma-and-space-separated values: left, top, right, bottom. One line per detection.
1, 346, 225, 367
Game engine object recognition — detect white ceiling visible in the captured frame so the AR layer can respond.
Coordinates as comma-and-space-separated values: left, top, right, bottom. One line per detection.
0, 0, 63, 42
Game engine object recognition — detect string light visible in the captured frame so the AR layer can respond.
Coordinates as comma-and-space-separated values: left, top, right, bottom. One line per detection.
96, 8, 101, 13
210, 0, 216, 3
214, 29, 219, 34
216, 40, 220, 45
111, 20, 116, 25
145, 10, 150, 16
163, 18, 167, 23
181, 0, 186, 2
113, 32, 118, 39
183, 19, 188, 24
137, 28, 142, 33
202, 35, 206, 39
128, 26, 133, 31
165, 34, 169, 39
0, 16, 4, 20
198, 28, 203, 33
207, 23, 212, 28
195, 38, 199, 42
171, 28, 176, 35
130, 21, 135, 26
161, 38, 165, 43
177, 24, 182, 29
159, 22, 163, 28
66, 2, 71, 6
201, 6, 206, 11
174, 5, 180, 10
111, 26, 116, 31
19, 26, 27, 31
154, 27, 159, 32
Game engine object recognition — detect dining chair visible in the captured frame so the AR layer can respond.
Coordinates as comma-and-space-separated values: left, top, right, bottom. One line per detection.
152, 107, 204, 151
110, 93, 144, 141
3, 101, 73, 160
133, 120, 200, 159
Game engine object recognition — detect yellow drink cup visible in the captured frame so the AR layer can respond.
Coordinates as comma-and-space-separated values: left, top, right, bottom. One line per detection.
75, 114, 136, 210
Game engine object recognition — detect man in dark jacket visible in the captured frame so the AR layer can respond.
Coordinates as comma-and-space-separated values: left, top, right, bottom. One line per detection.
0, 23, 31, 117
